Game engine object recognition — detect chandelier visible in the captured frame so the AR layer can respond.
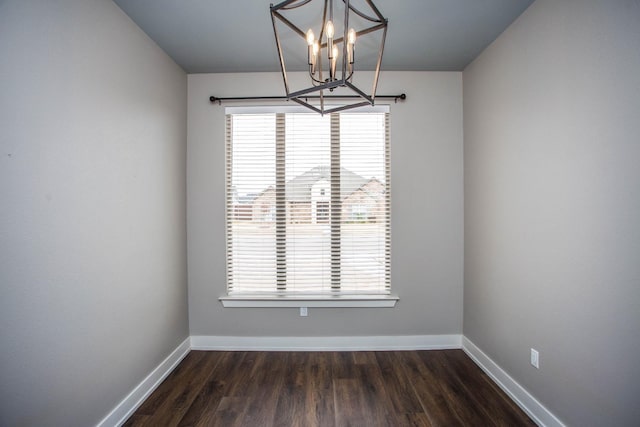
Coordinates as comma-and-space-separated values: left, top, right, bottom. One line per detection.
270, 0, 388, 114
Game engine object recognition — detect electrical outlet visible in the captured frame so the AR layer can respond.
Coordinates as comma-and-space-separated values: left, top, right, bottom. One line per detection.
530, 348, 539, 369
300, 307, 308, 317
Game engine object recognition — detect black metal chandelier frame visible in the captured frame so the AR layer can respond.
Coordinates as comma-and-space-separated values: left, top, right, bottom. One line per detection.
270, 0, 388, 114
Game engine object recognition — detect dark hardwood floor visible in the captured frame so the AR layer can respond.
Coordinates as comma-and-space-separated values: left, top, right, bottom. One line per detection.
123, 350, 535, 427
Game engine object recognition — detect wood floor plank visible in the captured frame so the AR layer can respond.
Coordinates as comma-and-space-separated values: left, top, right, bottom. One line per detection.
333, 351, 396, 427
224, 351, 259, 398
121, 414, 149, 427
375, 351, 426, 417
418, 350, 498, 427
132, 351, 208, 417
331, 351, 358, 379
305, 351, 336, 427
177, 351, 243, 427
334, 378, 371, 427
401, 412, 434, 427
273, 352, 310, 427
141, 351, 223, 426
398, 351, 466, 426
444, 350, 536, 426
354, 352, 397, 424
186, 351, 256, 426
242, 352, 288, 426
123, 349, 535, 427
208, 396, 248, 427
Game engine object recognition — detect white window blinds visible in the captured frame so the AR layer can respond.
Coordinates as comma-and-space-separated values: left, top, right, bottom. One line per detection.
225, 109, 390, 295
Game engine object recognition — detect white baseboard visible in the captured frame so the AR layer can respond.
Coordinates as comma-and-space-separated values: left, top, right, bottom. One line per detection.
97, 337, 191, 427
462, 337, 565, 427
190, 334, 462, 351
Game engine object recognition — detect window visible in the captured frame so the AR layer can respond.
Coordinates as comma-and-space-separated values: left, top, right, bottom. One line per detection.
223, 107, 394, 306
315, 201, 330, 224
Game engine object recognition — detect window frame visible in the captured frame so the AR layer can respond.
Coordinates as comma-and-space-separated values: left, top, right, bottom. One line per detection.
220, 105, 397, 308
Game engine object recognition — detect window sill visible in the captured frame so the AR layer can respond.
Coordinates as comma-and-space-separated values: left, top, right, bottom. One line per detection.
219, 294, 399, 308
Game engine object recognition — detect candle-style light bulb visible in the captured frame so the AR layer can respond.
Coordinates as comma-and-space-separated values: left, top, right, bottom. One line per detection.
313, 41, 320, 56
347, 28, 356, 66
311, 41, 319, 74
348, 28, 356, 45
306, 29, 316, 68
326, 20, 335, 60
306, 29, 315, 46
326, 21, 334, 38
330, 45, 338, 79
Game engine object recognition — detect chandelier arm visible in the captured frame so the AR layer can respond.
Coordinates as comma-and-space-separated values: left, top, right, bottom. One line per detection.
341, 0, 383, 23
345, 69, 354, 81
343, 81, 373, 104
271, 11, 291, 96
363, 0, 387, 22
319, 0, 328, 41
370, 21, 387, 100
289, 79, 343, 99
319, 22, 386, 49
324, 101, 371, 114
353, 22, 386, 38
271, 10, 307, 39
278, 0, 314, 10
309, 73, 325, 85
291, 97, 323, 114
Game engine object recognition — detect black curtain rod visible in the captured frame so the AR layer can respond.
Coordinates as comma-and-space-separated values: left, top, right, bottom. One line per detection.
209, 93, 406, 104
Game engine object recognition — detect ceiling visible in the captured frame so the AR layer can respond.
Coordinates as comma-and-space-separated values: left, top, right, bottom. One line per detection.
113, 0, 534, 74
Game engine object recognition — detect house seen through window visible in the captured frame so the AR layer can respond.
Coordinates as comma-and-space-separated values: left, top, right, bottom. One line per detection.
225, 107, 390, 296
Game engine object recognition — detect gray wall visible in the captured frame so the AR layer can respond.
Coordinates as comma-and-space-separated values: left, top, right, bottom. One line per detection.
463, 0, 640, 425
187, 72, 464, 337
0, 1, 188, 426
